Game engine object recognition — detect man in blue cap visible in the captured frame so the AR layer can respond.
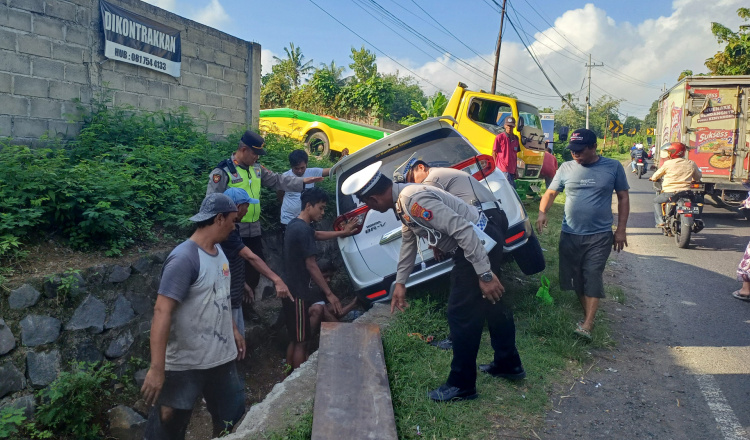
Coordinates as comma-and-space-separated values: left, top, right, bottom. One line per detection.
536, 128, 630, 340
221, 188, 292, 344
206, 130, 323, 301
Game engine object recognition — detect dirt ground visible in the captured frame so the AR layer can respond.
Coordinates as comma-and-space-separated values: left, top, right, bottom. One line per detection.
541, 257, 716, 439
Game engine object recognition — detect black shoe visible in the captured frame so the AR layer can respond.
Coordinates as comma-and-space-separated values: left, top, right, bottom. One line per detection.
427, 383, 478, 402
478, 362, 526, 380
430, 337, 453, 351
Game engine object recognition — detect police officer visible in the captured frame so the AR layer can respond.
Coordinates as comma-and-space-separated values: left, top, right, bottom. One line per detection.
342, 162, 525, 403
207, 130, 323, 292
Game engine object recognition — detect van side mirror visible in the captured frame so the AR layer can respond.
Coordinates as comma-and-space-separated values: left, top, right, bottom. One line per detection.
517, 118, 524, 130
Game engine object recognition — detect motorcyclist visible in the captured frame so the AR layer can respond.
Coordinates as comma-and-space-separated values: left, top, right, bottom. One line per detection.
649, 142, 702, 227
630, 143, 648, 173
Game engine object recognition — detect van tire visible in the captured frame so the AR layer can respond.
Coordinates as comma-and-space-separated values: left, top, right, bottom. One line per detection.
512, 233, 546, 275
305, 131, 330, 158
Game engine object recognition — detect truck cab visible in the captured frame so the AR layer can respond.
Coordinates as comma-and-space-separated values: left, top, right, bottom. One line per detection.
442, 83, 546, 197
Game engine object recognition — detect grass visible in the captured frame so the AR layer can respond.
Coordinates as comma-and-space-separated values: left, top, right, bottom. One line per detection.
262, 196, 623, 439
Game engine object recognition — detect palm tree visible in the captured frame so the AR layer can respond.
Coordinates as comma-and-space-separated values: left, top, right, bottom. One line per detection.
318, 60, 345, 83
273, 43, 314, 88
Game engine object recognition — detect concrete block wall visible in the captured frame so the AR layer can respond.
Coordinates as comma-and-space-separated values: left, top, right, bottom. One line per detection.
0, 0, 261, 144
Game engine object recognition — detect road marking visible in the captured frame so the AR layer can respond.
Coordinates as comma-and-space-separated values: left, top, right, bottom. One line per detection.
695, 374, 748, 440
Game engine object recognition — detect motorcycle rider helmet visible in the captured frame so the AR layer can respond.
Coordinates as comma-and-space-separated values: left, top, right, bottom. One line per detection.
635, 143, 643, 149
666, 142, 686, 159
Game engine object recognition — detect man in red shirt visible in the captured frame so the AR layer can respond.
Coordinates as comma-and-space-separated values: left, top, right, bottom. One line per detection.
493, 116, 519, 187
540, 144, 558, 187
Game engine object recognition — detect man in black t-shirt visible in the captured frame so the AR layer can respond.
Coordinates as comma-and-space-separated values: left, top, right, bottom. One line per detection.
282, 187, 356, 371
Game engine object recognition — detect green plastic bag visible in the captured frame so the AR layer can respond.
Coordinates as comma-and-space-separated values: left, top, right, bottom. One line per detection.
535, 275, 554, 305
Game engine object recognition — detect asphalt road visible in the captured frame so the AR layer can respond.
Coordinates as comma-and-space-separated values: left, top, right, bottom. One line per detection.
622, 166, 750, 438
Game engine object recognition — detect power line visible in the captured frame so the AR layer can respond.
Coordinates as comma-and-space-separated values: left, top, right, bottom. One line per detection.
306, 0, 446, 92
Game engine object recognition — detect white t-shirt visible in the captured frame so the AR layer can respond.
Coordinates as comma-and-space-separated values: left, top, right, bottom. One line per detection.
280, 167, 324, 224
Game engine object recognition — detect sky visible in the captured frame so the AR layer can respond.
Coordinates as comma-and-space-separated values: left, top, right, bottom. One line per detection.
141, 0, 747, 118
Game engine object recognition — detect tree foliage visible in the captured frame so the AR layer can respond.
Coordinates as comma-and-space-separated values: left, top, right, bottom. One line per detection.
705, 8, 750, 75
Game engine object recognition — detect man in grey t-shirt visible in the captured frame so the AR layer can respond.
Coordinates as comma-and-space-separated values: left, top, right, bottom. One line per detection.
141, 193, 246, 440
536, 129, 629, 341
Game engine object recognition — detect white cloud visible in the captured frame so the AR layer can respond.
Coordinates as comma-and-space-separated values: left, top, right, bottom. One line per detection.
377, 0, 746, 117
261, 49, 279, 76
141, 0, 177, 11
191, 0, 230, 29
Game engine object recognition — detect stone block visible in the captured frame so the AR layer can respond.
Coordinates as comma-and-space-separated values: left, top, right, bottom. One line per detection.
230, 109, 246, 124
203, 34, 221, 51
9, 284, 41, 310
0, 8, 32, 32
5, 96, 29, 116
224, 121, 242, 134
200, 76, 217, 92
114, 91, 139, 107
100, 69, 124, 89
48, 120, 81, 138
188, 88, 206, 105
105, 295, 135, 330
20, 315, 60, 347
65, 25, 88, 46
14, 76, 48, 98
29, 98, 61, 119
207, 63, 223, 80
122, 76, 148, 94
217, 79, 232, 95
26, 350, 61, 388
109, 265, 131, 283
1, 50, 31, 74
215, 51, 230, 67
52, 42, 82, 63
206, 92, 222, 107
222, 95, 243, 110
0, 28, 17, 51
44, 0, 78, 21
60, 100, 78, 118
181, 41, 197, 58
108, 405, 146, 440
180, 71, 200, 88
0, 363, 25, 398
48, 81, 80, 100
160, 98, 180, 111
65, 64, 88, 84
14, 117, 48, 138
0, 395, 35, 419
0, 72, 11, 93
197, 47, 215, 63
75, 339, 103, 363
31, 58, 65, 80
32, 16, 65, 40
139, 95, 160, 111
9, 0, 44, 13
190, 59, 207, 76
183, 102, 200, 118
17, 34, 52, 58
0, 319, 15, 355
0, 115, 10, 136
169, 84, 188, 101
147, 80, 169, 98
105, 330, 133, 358
200, 105, 217, 119
66, 295, 106, 333
76, 6, 90, 25
230, 56, 245, 70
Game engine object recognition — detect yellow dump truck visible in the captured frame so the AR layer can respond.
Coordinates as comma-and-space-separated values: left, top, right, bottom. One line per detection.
259, 108, 392, 157
442, 82, 546, 197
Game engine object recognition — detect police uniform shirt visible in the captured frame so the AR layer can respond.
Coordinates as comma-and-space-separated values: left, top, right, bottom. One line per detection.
393, 183, 491, 285
206, 153, 305, 237
420, 167, 497, 208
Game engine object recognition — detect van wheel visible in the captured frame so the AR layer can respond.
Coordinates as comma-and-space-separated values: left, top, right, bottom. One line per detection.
305, 132, 330, 158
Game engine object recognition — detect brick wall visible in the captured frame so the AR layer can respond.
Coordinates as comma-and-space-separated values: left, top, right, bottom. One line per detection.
0, 0, 261, 144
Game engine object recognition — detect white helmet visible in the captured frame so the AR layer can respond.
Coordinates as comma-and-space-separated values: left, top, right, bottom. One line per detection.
635, 143, 643, 150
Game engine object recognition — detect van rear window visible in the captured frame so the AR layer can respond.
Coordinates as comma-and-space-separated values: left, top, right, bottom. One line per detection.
337, 128, 477, 213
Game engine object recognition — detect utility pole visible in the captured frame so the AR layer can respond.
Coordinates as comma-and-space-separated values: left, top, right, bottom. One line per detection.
585, 53, 603, 129
490, 0, 507, 95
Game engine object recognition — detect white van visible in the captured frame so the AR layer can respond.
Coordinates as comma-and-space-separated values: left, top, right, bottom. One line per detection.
329, 117, 544, 304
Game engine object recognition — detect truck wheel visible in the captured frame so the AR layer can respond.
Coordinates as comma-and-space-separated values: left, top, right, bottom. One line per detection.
305, 132, 330, 158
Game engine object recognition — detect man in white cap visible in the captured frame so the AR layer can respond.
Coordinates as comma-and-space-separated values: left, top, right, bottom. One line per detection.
342, 163, 525, 402
141, 193, 246, 439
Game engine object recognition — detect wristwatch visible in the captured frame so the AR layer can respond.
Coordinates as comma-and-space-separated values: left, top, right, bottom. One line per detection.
479, 271, 494, 282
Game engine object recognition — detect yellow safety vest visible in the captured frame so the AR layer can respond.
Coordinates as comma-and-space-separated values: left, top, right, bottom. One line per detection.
227, 164, 262, 223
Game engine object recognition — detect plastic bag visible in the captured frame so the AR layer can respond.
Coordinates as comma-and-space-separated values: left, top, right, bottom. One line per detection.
535, 275, 553, 305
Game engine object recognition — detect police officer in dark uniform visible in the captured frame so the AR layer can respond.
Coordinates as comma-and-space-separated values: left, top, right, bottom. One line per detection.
342, 162, 525, 402
206, 130, 323, 293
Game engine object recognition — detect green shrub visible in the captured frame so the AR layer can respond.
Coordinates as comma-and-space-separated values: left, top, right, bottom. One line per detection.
0, 406, 26, 438
35, 361, 116, 440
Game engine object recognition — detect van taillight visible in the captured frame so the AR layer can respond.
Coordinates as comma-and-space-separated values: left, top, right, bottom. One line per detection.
333, 205, 369, 235
452, 154, 496, 180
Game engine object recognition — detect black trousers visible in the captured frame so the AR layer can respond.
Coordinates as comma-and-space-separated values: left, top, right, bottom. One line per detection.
241, 235, 265, 289
446, 222, 522, 389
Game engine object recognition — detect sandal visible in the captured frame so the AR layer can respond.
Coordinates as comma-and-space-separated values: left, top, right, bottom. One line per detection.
732, 290, 750, 302
574, 323, 592, 340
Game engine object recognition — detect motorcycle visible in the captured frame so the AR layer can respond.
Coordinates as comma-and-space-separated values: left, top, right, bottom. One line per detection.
636, 158, 646, 179
654, 182, 705, 248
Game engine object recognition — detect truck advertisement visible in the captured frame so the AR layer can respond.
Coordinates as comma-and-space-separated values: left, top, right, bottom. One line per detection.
540, 113, 554, 149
